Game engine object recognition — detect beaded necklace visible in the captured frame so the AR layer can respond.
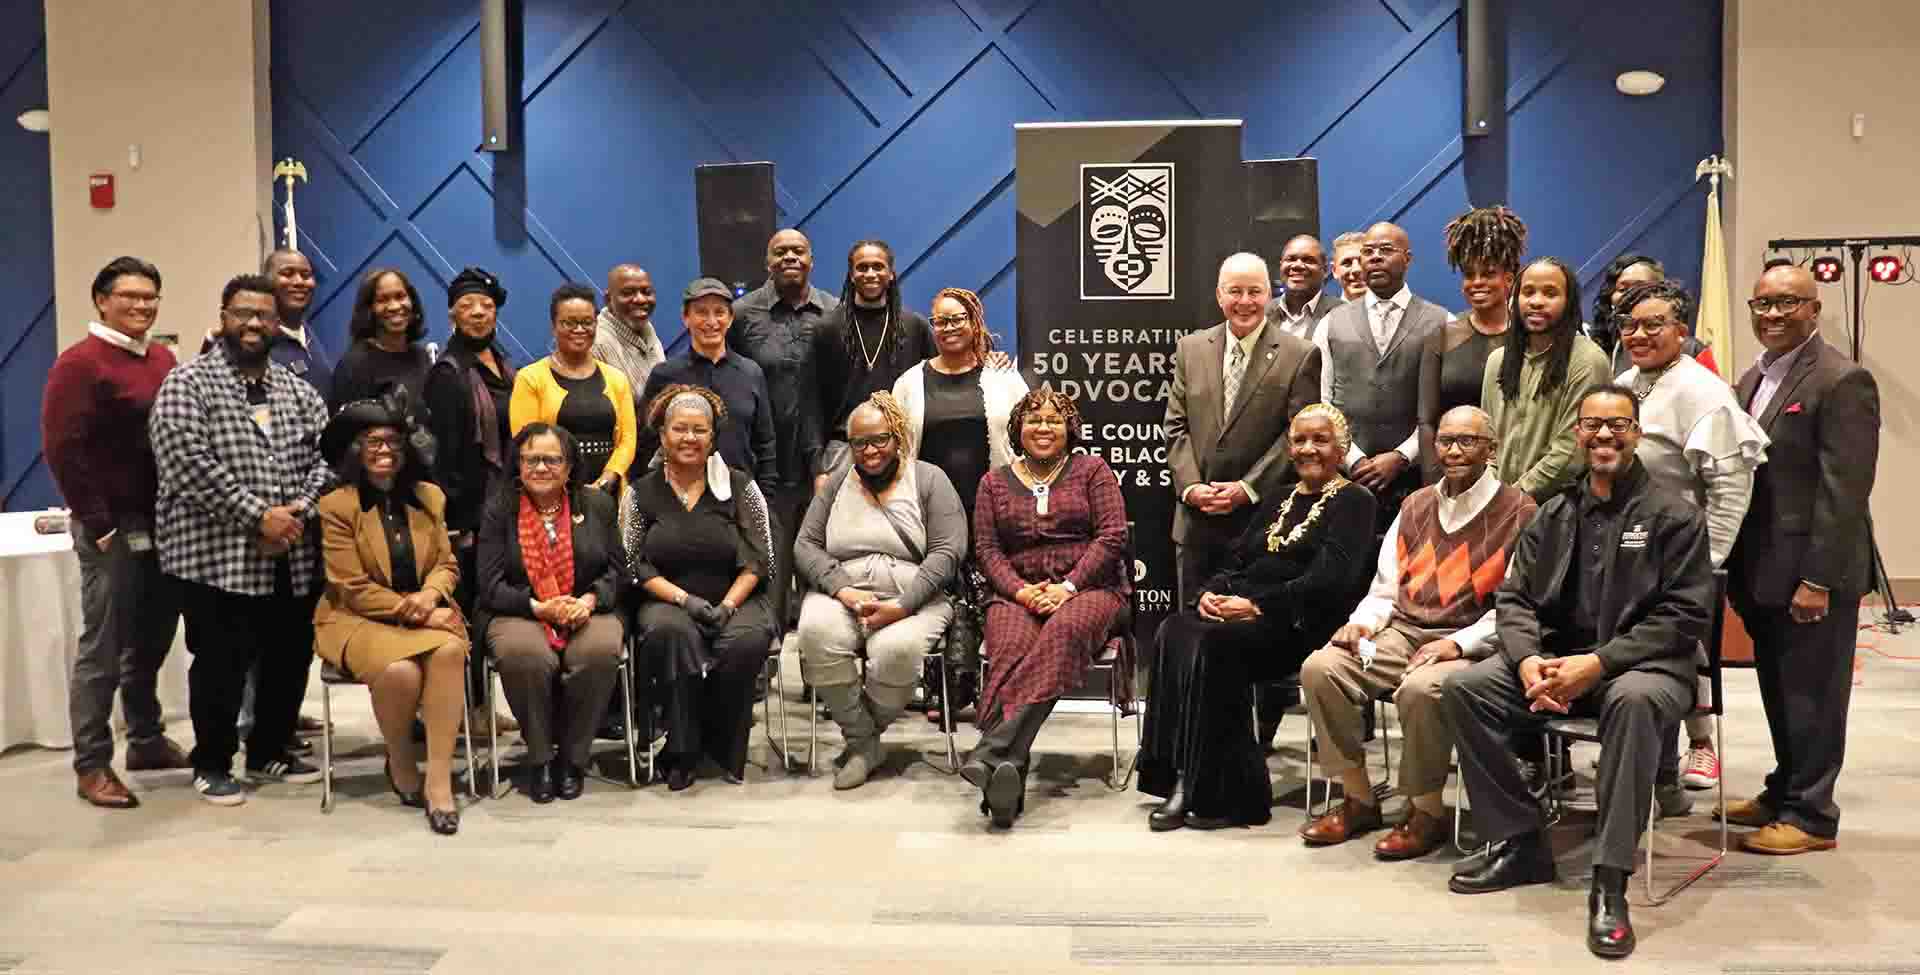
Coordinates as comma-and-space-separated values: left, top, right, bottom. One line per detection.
1266, 476, 1348, 552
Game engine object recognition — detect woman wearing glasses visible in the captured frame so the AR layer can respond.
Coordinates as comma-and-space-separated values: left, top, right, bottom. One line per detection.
1591, 255, 1721, 376
510, 283, 639, 494
1615, 279, 1767, 799
1482, 257, 1613, 502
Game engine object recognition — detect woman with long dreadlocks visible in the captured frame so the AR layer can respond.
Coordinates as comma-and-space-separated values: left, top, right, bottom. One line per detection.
1481, 257, 1613, 502
812, 241, 937, 473
1418, 206, 1526, 482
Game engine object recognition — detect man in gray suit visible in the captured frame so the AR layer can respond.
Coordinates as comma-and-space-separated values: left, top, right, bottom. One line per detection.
1165, 252, 1324, 606
1721, 263, 1881, 855
1318, 222, 1449, 534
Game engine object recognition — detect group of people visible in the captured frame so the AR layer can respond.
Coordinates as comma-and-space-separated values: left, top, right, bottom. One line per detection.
1143, 214, 1877, 958
40, 207, 1879, 956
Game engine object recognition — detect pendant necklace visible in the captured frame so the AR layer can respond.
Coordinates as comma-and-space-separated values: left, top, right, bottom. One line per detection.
853, 307, 891, 373
1020, 456, 1066, 516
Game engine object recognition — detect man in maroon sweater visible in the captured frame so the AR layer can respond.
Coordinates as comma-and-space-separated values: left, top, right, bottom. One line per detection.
41, 256, 192, 808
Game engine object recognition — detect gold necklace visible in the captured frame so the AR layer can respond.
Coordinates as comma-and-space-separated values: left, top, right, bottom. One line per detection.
1018, 456, 1068, 516
1266, 477, 1347, 552
851, 306, 891, 372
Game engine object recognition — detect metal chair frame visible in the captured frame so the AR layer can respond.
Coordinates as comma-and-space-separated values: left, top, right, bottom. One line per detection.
1297, 687, 1396, 821
319, 661, 478, 813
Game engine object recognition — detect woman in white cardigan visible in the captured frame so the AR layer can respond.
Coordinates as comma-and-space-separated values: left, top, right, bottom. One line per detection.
891, 286, 1028, 720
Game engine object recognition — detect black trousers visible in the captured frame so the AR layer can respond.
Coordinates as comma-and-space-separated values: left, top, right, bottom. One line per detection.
636, 599, 776, 778
766, 481, 813, 628
176, 564, 318, 775
1737, 597, 1859, 837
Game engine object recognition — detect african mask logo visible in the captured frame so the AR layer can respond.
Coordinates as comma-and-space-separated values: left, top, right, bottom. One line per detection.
1080, 163, 1174, 300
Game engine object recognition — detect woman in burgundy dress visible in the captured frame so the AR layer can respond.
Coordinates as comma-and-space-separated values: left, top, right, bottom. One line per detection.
961, 389, 1131, 828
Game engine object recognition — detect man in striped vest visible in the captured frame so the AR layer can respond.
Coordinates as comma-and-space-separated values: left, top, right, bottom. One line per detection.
1297, 405, 1536, 858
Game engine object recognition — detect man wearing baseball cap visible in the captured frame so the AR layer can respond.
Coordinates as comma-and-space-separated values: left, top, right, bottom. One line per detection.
636, 278, 777, 486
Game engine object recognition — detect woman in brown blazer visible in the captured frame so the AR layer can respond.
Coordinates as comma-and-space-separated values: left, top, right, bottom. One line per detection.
314, 394, 469, 835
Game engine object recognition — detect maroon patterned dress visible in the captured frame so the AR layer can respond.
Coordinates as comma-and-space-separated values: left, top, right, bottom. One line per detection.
973, 453, 1132, 727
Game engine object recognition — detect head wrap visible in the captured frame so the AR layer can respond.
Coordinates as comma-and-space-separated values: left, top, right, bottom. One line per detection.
447, 266, 507, 309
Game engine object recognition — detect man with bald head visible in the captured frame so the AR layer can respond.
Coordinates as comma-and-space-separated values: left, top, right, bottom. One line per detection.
1316, 222, 1451, 534
1165, 252, 1323, 609
732, 229, 840, 624
1297, 405, 1536, 857
592, 264, 666, 459
1721, 263, 1880, 855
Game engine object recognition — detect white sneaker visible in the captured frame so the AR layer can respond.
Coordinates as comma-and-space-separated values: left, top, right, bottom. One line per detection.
1681, 744, 1720, 790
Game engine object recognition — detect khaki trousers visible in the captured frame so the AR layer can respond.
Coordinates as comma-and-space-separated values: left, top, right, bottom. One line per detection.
1299, 619, 1467, 798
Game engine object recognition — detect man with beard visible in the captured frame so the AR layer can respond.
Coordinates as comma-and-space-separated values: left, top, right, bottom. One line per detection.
592, 264, 667, 440
1441, 383, 1711, 959
150, 274, 334, 805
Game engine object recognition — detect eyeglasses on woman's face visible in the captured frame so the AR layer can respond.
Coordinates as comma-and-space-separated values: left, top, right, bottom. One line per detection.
849, 432, 896, 452
520, 453, 568, 470
1574, 417, 1637, 434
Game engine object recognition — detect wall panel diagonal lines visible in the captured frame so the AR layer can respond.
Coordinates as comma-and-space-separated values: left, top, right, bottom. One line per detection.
0, 0, 55, 512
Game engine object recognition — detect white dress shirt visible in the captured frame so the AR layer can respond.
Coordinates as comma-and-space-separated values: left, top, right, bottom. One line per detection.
1346, 467, 1506, 654
88, 321, 150, 357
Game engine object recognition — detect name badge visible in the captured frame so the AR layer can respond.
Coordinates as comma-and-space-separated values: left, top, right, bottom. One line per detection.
287, 358, 308, 375
125, 530, 154, 553
1621, 525, 1649, 550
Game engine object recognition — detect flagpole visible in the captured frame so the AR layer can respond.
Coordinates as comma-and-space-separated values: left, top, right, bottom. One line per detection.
1694, 154, 1734, 379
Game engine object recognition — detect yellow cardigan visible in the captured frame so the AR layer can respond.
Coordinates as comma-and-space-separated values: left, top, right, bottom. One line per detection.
509, 356, 638, 483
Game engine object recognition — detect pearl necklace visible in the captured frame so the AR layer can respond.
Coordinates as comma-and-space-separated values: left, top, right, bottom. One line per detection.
1266, 477, 1347, 552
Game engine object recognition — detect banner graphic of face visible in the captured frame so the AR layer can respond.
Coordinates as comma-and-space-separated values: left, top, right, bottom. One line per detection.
1080, 163, 1174, 300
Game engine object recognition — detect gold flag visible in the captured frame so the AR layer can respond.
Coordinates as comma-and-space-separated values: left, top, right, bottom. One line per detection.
1696, 156, 1733, 379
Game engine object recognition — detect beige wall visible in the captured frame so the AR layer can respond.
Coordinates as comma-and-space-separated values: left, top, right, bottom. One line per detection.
1726, 0, 1920, 587
45, 0, 273, 350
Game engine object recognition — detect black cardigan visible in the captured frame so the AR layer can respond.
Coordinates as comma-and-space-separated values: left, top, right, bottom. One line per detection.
475, 483, 623, 638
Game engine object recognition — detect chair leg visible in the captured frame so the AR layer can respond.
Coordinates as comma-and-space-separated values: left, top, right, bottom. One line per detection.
460, 673, 476, 802
1644, 713, 1727, 906
320, 681, 334, 814
1378, 699, 1393, 790
923, 656, 958, 776
621, 651, 638, 788
1303, 705, 1319, 821
485, 661, 511, 799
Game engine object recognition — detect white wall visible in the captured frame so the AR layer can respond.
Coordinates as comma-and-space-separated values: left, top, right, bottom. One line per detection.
45, 0, 272, 350
1726, 0, 1920, 588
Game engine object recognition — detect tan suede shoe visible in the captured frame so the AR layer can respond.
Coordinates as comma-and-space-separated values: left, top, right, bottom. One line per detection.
1740, 822, 1837, 855
1715, 797, 1776, 828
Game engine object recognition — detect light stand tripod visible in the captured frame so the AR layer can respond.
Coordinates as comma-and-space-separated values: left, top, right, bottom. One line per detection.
1766, 234, 1918, 629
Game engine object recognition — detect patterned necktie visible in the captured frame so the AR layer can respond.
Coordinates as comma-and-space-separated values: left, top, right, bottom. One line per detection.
1372, 301, 1399, 353
1223, 342, 1247, 416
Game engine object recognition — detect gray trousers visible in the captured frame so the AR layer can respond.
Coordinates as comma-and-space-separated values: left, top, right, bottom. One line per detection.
795, 590, 950, 714
70, 524, 179, 773
1443, 655, 1690, 871
490, 615, 624, 767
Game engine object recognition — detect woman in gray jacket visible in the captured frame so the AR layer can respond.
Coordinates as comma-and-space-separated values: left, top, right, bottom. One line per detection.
793, 392, 966, 790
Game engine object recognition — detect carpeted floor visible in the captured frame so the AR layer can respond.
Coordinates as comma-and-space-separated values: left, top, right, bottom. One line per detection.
1, 618, 1916, 974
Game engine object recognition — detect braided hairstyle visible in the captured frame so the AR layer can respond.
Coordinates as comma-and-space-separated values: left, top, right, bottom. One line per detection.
857, 390, 916, 459
837, 240, 906, 369
1442, 205, 1528, 276
932, 287, 997, 364
1005, 387, 1085, 456
1590, 253, 1666, 351
644, 383, 728, 431
1497, 257, 1585, 403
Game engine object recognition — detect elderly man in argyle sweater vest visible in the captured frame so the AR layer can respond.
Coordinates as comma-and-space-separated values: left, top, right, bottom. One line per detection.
1297, 406, 1536, 859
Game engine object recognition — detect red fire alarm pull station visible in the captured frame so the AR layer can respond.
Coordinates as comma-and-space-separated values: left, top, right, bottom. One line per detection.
90, 172, 114, 209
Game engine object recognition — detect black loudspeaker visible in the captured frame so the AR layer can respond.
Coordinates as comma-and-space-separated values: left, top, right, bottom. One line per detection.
694, 162, 777, 294
1460, 0, 1503, 138
1244, 157, 1321, 275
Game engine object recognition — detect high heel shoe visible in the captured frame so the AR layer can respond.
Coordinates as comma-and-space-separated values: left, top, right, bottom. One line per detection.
385, 758, 424, 809
425, 803, 460, 836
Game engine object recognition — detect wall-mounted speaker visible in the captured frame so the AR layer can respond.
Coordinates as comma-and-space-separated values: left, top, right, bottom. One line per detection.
1244, 157, 1321, 276
1461, 0, 1504, 139
694, 162, 777, 294
479, 0, 516, 152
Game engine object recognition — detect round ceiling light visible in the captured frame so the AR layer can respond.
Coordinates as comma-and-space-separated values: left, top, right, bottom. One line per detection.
1615, 71, 1666, 97
16, 108, 50, 132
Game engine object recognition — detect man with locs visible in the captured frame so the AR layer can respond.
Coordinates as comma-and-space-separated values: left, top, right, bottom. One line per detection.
150, 273, 334, 806
42, 256, 193, 808
1441, 383, 1711, 959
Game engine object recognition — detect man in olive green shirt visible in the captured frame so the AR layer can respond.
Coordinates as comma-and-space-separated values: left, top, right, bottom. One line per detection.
1481, 258, 1612, 502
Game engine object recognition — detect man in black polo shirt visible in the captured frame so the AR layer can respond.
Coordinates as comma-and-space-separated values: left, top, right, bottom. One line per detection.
730, 229, 839, 623
640, 278, 779, 485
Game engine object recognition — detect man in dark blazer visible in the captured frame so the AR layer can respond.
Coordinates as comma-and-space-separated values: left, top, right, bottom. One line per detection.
1166, 252, 1323, 606
1722, 263, 1881, 855
1317, 223, 1449, 532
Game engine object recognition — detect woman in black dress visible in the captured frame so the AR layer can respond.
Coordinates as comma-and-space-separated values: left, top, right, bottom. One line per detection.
1418, 206, 1525, 483
1138, 404, 1377, 831
623, 384, 777, 790
330, 268, 435, 415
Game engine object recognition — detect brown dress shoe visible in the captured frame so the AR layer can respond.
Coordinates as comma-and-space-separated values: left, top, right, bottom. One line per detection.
1715, 797, 1775, 828
124, 737, 192, 771
77, 768, 139, 809
1300, 798, 1383, 846
1374, 808, 1448, 860
1740, 822, 1837, 855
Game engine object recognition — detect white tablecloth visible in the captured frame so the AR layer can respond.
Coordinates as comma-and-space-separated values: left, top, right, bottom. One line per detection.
0, 510, 189, 752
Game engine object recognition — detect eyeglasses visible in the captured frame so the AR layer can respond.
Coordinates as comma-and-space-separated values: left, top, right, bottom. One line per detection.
1023, 415, 1067, 429
110, 290, 161, 305
1619, 317, 1677, 336
1434, 434, 1491, 450
1575, 417, 1637, 434
1359, 244, 1401, 258
520, 454, 567, 470
556, 319, 596, 332
930, 313, 972, 331
1747, 295, 1812, 315
848, 432, 895, 451
222, 307, 281, 326
361, 436, 403, 454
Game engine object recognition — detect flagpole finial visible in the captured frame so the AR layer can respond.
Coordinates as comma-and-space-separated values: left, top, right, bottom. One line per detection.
272, 158, 308, 251
1695, 154, 1733, 188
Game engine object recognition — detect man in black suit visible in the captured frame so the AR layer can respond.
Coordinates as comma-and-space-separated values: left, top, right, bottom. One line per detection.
1721, 263, 1880, 855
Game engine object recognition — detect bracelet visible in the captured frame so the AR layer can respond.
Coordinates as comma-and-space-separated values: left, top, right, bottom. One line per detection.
675, 590, 688, 607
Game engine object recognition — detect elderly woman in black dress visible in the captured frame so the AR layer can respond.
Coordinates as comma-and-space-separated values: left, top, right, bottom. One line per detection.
622, 384, 777, 791
1138, 404, 1377, 832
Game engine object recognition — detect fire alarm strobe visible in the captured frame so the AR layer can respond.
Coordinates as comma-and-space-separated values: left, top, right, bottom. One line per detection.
89, 172, 114, 209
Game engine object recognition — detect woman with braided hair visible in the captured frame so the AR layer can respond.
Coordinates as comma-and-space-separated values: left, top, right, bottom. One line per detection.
1592, 253, 1721, 376
1418, 206, 1526, 482
793, 391, 966, 789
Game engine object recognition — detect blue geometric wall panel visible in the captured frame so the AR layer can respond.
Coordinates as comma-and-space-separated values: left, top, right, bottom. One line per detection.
0, 0, 56, 512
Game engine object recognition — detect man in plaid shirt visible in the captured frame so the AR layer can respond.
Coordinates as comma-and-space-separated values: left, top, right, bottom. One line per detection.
150, 273, 334, 805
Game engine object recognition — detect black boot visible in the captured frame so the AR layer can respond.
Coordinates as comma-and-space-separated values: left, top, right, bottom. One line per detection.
526, 762, 555, 804
1588, 865, 1635, 958
1149, 773, 1191, 831
985, 762, 1023, 829
1449, 829, 1557, 893
554, 757, 584, 801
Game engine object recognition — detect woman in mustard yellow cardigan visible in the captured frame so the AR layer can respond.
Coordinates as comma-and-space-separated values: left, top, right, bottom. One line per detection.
510, 283, 638, 492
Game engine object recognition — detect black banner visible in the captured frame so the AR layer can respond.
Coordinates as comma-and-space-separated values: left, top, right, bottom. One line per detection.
1014, 121, 1246, 644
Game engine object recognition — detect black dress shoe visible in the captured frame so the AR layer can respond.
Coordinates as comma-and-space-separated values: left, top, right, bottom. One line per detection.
1588, 866, 1635, 958
985, 762, 1023, 829
554, 760, 584, 801
425, 804, 460, 836
666, 763, 695, 792
1449, 830, 1557, 894
1149, 774, 1191, 832
527, 763, 555, 804
385, 758, 425, 809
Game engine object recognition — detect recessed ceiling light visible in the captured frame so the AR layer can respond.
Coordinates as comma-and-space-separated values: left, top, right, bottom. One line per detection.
1616, 71, 1666, 97
16, 108, 50, 132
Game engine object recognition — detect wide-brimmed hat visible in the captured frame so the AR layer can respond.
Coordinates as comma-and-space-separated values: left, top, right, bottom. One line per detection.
321, 391, 412, 469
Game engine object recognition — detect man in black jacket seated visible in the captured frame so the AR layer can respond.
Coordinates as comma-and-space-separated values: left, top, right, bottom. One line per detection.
1440, 383, 1712, 960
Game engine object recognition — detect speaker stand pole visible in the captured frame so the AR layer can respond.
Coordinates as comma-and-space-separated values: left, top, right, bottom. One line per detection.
1843, 241, 1910, 630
